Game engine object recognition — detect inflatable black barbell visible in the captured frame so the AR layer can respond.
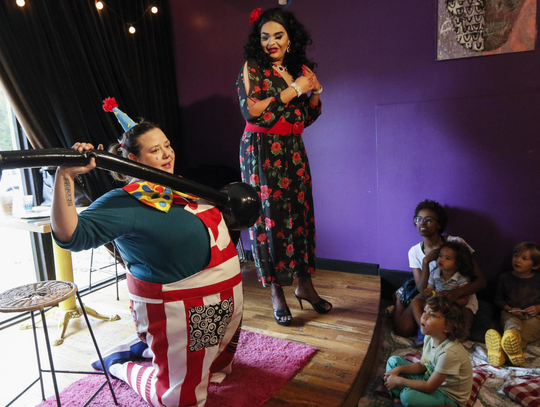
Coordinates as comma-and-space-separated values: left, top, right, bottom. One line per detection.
0, 149, 261, 230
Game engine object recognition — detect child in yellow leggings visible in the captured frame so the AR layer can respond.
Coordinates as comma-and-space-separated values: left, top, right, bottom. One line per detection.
486, 242, 540, 366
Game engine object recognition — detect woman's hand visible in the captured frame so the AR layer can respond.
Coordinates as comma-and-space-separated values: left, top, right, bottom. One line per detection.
422, 288, 434, 298
72, 142, 102, 152
59, 142, 103, 177
294, 76, 312, 95
302, 66, 321, 92
424, 248, 439, 263
438, 289, 461, 303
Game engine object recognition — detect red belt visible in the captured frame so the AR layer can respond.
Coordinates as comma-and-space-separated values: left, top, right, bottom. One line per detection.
244, 120, 304, 136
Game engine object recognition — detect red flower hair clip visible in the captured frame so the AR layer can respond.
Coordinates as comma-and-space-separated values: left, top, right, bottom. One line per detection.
249, 8, 262, 25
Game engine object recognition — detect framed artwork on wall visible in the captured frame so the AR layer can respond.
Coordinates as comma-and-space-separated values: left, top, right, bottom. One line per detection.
437, 0, 537, 60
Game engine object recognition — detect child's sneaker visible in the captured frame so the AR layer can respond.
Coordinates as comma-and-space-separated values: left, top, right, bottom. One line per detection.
414, 327, 425, 348
485, 329, 506, 366
502, 330, 525, 366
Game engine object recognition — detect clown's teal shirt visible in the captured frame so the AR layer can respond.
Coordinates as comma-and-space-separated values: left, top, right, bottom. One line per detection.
54, 188, 211, 284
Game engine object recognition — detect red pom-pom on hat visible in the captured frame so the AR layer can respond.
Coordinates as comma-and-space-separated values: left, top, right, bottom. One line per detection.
249, 8, 261, 25
102, 96, 137, 131
102, 97, 118, 112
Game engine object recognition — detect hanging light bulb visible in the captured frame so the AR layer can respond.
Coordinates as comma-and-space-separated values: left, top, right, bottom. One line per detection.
128, 26, 136, 34
95, 1, 104, 10
16, 0, 25, 7
151, 6, 158, 14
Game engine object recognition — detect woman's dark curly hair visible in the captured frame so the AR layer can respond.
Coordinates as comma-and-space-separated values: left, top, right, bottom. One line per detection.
436, 241, 474, 280
108, 120, 159, 183
243, 7, 316, 77
426, 295, 468, 342
414, 199, 449, 234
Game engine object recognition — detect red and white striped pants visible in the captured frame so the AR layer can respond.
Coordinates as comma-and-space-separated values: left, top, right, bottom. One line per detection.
121, 257, 243, 407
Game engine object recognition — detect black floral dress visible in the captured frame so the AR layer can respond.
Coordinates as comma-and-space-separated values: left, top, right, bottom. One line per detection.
237, 58, 322, 287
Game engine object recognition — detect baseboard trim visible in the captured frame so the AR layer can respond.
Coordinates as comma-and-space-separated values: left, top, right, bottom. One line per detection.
316, 258, 379, 275
242, 251, 406, 277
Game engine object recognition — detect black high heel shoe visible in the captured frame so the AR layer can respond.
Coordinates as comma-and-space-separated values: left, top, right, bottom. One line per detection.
273, 307, 292, 326
294, 293, 333, 314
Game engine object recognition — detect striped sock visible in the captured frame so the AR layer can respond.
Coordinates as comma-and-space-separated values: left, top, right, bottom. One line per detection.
112, 362, 157, 406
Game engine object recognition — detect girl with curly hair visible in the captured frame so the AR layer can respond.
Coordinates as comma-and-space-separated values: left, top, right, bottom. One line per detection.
391, 199, 486, 339
384, 296, 473, 407
237, 7, 330, 326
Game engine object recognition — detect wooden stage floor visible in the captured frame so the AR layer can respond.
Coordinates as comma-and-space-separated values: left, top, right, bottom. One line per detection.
240, 262, 381, 407
0, 261, 381, 407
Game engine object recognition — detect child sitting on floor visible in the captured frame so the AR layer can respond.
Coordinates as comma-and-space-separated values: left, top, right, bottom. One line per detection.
384, 295, 472, 407
410, 241, 476, 347
486, 241, 540, 366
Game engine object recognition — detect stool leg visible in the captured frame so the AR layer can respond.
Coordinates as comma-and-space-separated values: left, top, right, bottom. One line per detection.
89, 248, 94, 289
76, 291, 119, 405
40, 309, 62, 407
31, 311, 46, 401
114, 245, 119, 301
6, 312, 48, 407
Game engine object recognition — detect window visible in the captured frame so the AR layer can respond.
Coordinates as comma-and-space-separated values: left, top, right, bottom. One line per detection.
0, 84, 124, 328
0, 84, 39, 323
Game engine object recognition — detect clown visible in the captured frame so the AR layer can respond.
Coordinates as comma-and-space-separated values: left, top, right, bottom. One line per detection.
51, 97, 243, 407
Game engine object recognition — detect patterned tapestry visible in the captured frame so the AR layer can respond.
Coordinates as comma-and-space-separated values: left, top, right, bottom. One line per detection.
437, 0, 537, 60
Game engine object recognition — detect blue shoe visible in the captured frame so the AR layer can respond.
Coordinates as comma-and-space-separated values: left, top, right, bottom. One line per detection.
414, 327, 425, 348
91, 339, 148, 376
130, 340, 149, 358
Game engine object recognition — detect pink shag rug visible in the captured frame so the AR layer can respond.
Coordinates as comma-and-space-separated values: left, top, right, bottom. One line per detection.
35, 330, 316, 407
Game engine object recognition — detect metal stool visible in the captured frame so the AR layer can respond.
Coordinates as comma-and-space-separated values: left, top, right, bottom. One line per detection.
0, 281, 118, 407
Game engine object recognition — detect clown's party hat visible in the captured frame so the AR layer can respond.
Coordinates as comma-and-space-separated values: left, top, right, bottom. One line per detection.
102, 97, 137, 131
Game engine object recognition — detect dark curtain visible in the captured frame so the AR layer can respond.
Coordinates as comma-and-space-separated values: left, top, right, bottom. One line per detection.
0, 0, 179, 199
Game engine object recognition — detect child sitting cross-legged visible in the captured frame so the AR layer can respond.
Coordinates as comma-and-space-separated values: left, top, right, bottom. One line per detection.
486, 241, 540, 367
384, 295, 473, 407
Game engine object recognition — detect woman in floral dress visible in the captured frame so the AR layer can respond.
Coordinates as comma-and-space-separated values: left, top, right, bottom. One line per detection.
237, 7, 331, 325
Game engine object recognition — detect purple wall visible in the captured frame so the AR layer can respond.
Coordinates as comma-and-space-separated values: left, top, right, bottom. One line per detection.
169, 1, 540, 280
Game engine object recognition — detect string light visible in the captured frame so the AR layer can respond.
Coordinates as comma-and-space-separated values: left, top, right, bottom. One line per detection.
16, 0, 25, 7
92, 2, 159, 35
